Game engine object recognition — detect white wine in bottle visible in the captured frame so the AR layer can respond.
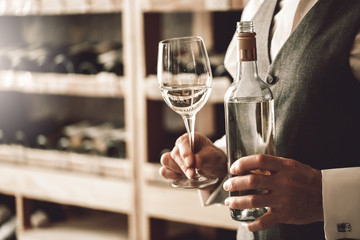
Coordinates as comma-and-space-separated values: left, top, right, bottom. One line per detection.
224, 21, 275, 222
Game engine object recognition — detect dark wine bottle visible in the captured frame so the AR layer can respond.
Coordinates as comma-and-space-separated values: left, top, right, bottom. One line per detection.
0, 129, 7, 144
35, 134, 51, 150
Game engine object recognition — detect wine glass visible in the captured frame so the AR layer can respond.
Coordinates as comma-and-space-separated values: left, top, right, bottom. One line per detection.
157, 36, 219, 189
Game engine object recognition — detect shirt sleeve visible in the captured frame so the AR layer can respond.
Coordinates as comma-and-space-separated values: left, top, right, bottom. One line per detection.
322, 167, 360, 240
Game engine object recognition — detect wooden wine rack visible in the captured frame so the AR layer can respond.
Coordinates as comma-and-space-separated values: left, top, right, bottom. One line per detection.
0, 0, 247, 239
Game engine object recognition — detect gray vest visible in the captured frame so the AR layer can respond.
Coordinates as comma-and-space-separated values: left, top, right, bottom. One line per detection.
246, 0, 360, 239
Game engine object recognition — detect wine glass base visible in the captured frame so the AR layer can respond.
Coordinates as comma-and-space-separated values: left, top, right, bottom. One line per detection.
171, 175, 219, 189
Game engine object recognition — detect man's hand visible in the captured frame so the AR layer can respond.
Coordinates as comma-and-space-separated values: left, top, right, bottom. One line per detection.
223, 154, 323, 231
159, 132, 228, 188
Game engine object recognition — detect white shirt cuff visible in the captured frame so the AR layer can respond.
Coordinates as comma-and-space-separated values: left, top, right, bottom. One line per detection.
322, 167, 360, 240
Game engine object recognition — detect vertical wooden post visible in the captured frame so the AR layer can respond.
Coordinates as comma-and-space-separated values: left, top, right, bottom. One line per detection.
15, 195, 32, 232
196, 104, 216, 138
193, 12, 214, 50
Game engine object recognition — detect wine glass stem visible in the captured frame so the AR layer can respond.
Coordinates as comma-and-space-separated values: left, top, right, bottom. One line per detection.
182, 115, 195, 152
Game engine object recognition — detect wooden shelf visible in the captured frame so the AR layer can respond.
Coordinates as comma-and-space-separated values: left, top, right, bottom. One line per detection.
18, 211, 128, 240
0, 161, 133, 214
0, 1, 247, 239
142, 163, 237, 230
0, 0, 123, 16
141, 0, 246, 12
143, 162, 172, 186
0, 145, 131, 179
0, 71, 124, 98
145, 75, 231, 104
143, 187, 238, 230
144, 185, 238, 230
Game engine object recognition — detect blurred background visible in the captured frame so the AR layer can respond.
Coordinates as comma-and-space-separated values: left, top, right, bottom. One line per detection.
0, 0, 247, 239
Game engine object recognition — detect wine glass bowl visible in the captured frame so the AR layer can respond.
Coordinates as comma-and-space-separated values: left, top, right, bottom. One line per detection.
157, 36, 218, 189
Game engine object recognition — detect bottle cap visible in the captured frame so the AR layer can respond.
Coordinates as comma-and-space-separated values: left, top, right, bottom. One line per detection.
237, 21, 255, 33
236, 21, 257, 61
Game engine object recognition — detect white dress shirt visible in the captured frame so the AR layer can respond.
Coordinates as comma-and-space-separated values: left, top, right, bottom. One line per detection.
224, 0, 360, 81
200, 0, 360, 239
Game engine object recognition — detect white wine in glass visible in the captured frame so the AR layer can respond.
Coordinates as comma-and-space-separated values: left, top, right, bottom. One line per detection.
157, 36, 219, 189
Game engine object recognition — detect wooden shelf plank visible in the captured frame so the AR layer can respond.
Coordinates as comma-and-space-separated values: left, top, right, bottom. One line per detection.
0, 0, 123, 16
143, 162, 172, 186
142, 0, 246, 12
0, 71, 124, 98
0, 162, 133, 214
18, 211, 128, 240
143, 184, 238, 230
142, 163, 238, 230
0, 146, 132, 179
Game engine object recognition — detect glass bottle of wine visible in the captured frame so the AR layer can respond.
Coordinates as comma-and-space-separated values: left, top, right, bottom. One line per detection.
224, 21, 276, 222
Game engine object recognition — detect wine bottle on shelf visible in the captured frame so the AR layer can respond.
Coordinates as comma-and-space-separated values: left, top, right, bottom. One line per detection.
56, 136, 74, 152
98, 48, 123, 75
0, 129, 8, 145
27, 117, 63, 149
96, 41, 123, 76
65, 42, 101, 75
105, 128, 126, 159
0, 216, 16, 240
77, 60, 98, 75
35, 134, 51, 150
25, 45, 53, 73
30, 201, 66, 228
0, 48, 12, 70
208, 52, 232, 79
30, 209, 50, 228
0, 205, 12, 226
224, 21, 275, 222
62, 121, 91, 151
50, 42, 93, 75
10, 130, 29, 163
13, 130, 29, 147
42, 44, 71, 74
8, 46, 30, 71
9, 44, 47, 72
52, 53, 76, 74
80, 137, 100, 156
79, 122, 113, 156
213, 64, 231, 79
106, 138, 125, 159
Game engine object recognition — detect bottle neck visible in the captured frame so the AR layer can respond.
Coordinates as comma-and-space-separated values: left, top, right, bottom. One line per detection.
235, 60, 259, 82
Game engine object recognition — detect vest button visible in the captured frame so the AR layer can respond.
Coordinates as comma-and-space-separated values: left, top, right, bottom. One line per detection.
266, 75, 276, 84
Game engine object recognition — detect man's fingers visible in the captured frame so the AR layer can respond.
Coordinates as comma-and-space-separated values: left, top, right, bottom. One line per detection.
169, 146, 189, 171
230, 154, 290, 175
224, 174, 275, 192
159, 152, 195, 179
171, 135, 196, 179
175, 134, 194, 168
165, 146, 194, 179
159, 166, 184, 180
224, 192, 278, 210
160, 152, 182, 173
244, 208, 278, 232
